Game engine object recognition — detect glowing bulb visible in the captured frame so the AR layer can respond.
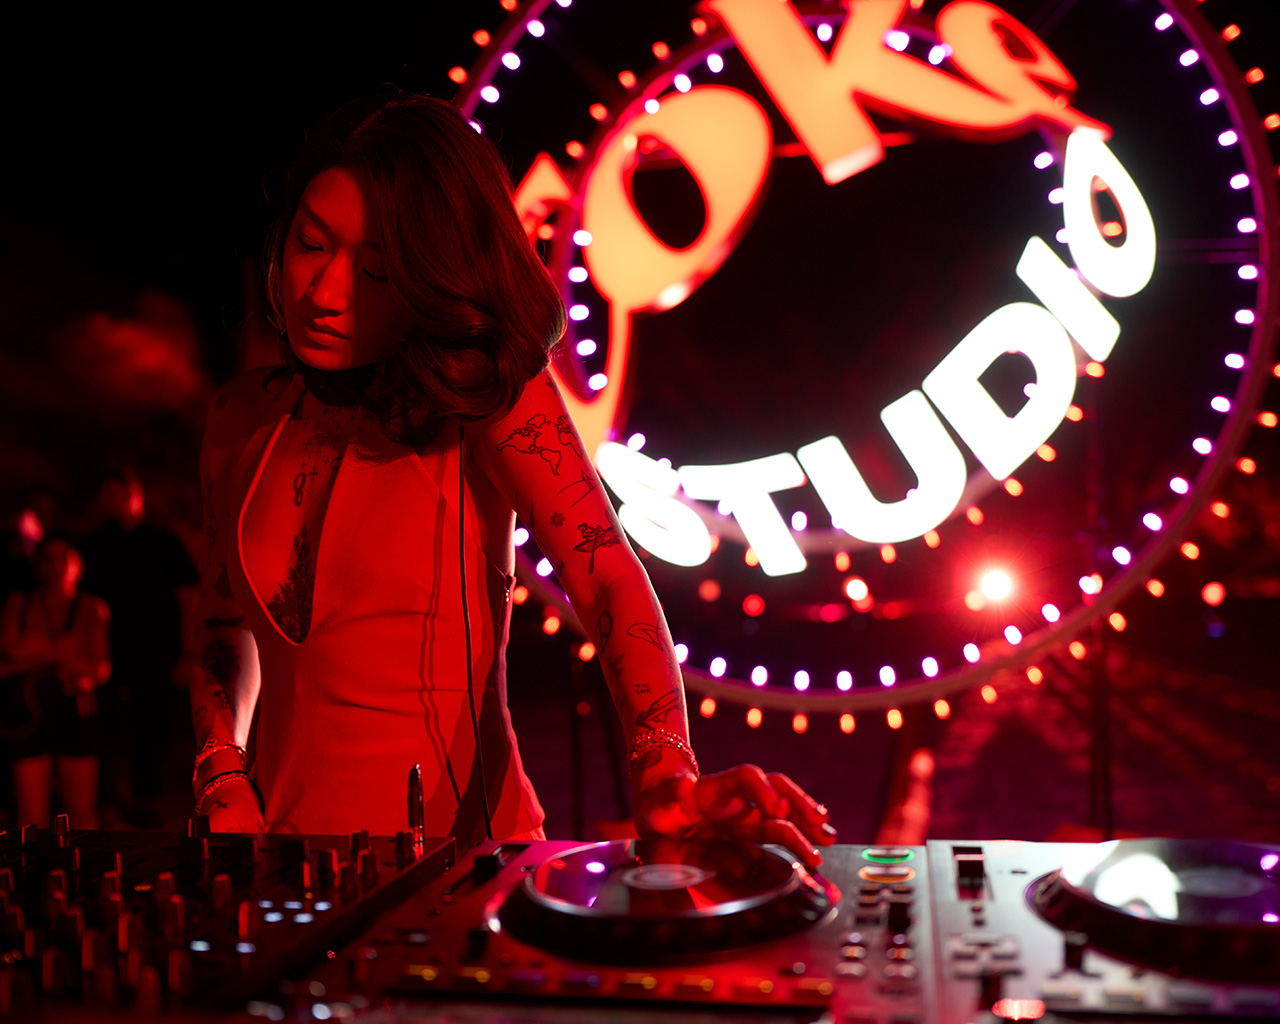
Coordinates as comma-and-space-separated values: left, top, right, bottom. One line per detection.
1225, 352, 1246, 368
981, 684, 998, 704
575, 339, 597, 356
1055, 227, 1069, 244
527, 19, 545, 37
1218, 130, 1239, 146
535, 557, 553, 576
791, 510, 808, 531
836, 670, 853, 691
1147, 578, 1165, 597
1026, 666, 1044, 684
513, 527, 530, 546
980, 571, 1013, 600
1034, 151, 1054, 169
751, 665, 768, 686
1041, 603, 1060, 622
1202, 581, 1226, 606
927, 44, 950, 65
587, 373, 608, 391
1154, 13, 1173, 30
844, 577, 869, 601
963, 643, 980, 663
1048, 187, 1065, 204
572, 229, 593, 246
884, 29, 910, 51
674, 643, 688, 663
709, 656, 727, 677
1211, 396, 1231, 412
707, 53, 724, 73
1179, 49, 1200, 67
1143, 513, 1162, 531
746, 708, 762, 728
673, 73, 692, 93
568, 304, 590, 322
480, 85, 500, 103
1236, 309, 1256, 325
1239, 265, 1259, 281
816, 23, 833, 43
1192, 437, 1212, 455
568, 266, 588, 283
1069, 640, 1087, 660
644, 98, 660, 115
792, 713, 808, 734
1200, 87, 1220, 105
839, 713, 856, 734
501, 52, 521, 70
1238, 217, 1258, 233
922, 657, 938, 677
794, 670, 810, 691
1078, 575, 1099, 595
700, 697, 716, 718
1169, 476, 1190, 494
1111, 546, 1131, 565
1004, 625, 1022, 645
1230, 173, 1250, 190
934, 699, 951, 719
886, 709, 903, 729
879, 665, 896, 686
626, 432, 646, 451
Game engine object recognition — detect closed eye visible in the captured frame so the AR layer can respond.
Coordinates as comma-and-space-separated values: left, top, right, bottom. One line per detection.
362, 268, 387, 283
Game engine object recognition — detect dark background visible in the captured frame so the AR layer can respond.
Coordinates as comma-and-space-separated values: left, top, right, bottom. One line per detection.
1, 0, 1279, 844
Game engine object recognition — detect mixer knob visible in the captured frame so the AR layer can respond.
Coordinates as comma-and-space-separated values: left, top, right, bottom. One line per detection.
310, 849, 338, 887
90, 962, 118, 1006
280, 838, 309, 865
0, 867, 13, 897
136, 964, 162, 1013
52, 814, 70, 846
47, 869, 67, 897
59, 904, 86, 943
100, 870, 121, 900
351, 830, 370, 856
1063, 929, 1088, 971
187, 815, 211, 839
395, 831, 415, 863
211, 874, 232, 911
155, 872, 176, 902
40, 946, 66, 995
358, 847, 379, 884
163, 895, 186, 940
168, 949, 192, 997
237, 900, 257, 941
21, 824, 39, 847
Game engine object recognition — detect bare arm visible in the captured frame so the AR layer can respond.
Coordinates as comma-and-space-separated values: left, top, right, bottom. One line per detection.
476, 371, 835, 864
0, 593, 58, 674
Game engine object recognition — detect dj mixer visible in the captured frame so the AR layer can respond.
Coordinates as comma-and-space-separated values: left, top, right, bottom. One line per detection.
3, 816, 1279, 1021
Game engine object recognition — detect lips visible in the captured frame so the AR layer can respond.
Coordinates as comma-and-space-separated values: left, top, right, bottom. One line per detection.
303, 321, 349, 341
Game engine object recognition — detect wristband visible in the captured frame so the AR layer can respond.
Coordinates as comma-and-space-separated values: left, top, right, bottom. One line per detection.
192, 738, 246, 790
195, 770, 251, 812
628, 729, 700, 778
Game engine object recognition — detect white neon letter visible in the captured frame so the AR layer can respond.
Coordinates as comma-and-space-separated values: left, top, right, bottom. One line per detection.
1062, 129, 1156, 298
678, 454, 807, 576
798, 392, 966, 543
595, 442, 712, 567
923, 303, 1077, 480
1016, 236, 1121, 361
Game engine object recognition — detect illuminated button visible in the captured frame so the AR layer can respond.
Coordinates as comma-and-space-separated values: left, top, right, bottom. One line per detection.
991, 937, 1020, 960
620, 973, 658, 992
858, 894, 880, 907
841, 945, 869, 960
883, 963, 918, 980
456, 966, 492, 986
834, 962, 867, 979
733, 978, 775, 995
1103, 984, 1145, 1004
862, 847, 913, 862
891, 884, 914, 895
951, 962, 982, 979
564, 971, 602, 989
858, 864, 915, 884
1039, 978, 1081, 1003
795, 978, 834, 996
1231, 990, 1279, 1010
859, 884, 882, 895
842, 932, 865, 945
780, 962, 807, 976
1166, 985, 1211, 1008
508, 969, 547, 988
677, 975, 715, 994
886, 947, 914, 961
404, 965, 438, 982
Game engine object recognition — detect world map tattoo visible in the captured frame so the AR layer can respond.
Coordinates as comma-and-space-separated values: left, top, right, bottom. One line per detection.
555, 415, 582, 459
267, 525, 315, 643
558, 469, 599, 507
574, 522, 620, 574
634, 691, 681, 730
496, 414, 563, 475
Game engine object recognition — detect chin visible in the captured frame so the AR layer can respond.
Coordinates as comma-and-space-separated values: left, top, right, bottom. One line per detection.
289, 339, 355, 372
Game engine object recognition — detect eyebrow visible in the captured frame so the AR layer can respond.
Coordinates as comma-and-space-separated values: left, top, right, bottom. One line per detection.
297, 201, 382, 251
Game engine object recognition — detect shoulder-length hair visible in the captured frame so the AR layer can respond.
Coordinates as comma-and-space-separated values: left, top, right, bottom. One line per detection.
264, 90, 566, 445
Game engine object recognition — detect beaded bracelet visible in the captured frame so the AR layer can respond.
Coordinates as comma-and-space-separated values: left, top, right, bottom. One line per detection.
195, 770, 251, 813
628, 729, 700, 778
192, 739, 246, 789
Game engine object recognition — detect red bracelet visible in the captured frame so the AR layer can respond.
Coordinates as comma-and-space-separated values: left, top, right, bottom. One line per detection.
195, 770, 250, 812
628, 729, 700, 778
192, 739, 245, 789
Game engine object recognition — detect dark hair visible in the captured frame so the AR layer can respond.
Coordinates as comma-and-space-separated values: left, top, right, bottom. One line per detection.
264, 90, 566, 444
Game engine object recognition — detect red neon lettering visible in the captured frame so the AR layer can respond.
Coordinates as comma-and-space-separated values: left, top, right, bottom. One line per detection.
708, 0, 1109, 184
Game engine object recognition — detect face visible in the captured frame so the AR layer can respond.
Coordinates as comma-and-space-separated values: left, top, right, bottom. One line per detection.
282, 167, 403, 371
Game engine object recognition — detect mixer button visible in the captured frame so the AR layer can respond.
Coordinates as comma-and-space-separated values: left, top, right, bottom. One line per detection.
841, 945, 868, 960
1165, 984, 1211, 1008
863, 847, 912, 862
676, 975, 715, 995
834, 962, 867, 979
455, 965, 494, 986
882, 962, 917, 980
779, 961, 807, 976
620, 972, 658, 992
732, 978, 775, 996
1229, 989, 1279, 1011
403, 964, 439, 983
564, 971, 603, 990
508, 968, 547, 989
795, 977, 834, 997
1102, 983, 1146, 1005
886, 946, 914, 961
1038, 978, 1081, 1004
858, 894, 879, 907
842, 931, 865, 945
990, 937, 1020, 960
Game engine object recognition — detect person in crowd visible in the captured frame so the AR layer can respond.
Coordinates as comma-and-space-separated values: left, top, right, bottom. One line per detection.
0, 535, 110, 828
191, 90, 835, 866
80, 469, 199, 827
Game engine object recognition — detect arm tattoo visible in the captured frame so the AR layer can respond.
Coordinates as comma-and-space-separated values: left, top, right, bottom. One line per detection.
203, 615, 246, 630
554, 416, 583, 459
574, 522, 621, 574
594, 610, 613, 652
550, 511, 565, 527
201, 640, 239, 688
628, 622, 676, 670
558, 469, 599, 507
496, 414, 562, 475
632, 749, 662, 774
635, 691, 681, 730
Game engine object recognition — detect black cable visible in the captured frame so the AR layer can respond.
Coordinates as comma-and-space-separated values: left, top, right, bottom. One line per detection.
459, 422, 494, 842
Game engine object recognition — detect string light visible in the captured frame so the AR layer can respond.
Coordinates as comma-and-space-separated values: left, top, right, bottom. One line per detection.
981, 684, 998, 704
886, 709, 903, 730
700, 697, 717, 717
1068, 641, 1087, 660
933, 699, 950, 719
1181, 542, 1200, 560
792, 713, 808, 734
1146, 578, 1165, 597
578, 641, 596, 661
1026, 665, 1044, 684
746, 708, 762, 728
1108, 612, 1126, 632
1202, 582, 1226, 606
839, 713, 856, 734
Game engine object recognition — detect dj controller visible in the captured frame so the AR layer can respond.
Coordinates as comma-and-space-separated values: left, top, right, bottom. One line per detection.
3, 816, 1279, 1022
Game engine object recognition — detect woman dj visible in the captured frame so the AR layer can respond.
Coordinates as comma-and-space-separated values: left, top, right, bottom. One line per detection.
190, 91, 834, 868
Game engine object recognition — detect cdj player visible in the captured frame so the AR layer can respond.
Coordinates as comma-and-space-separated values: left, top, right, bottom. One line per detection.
4, 820, 1280, 1021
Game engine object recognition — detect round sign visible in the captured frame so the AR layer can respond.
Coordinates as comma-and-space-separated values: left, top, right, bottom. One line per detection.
452, 0, 1277, 714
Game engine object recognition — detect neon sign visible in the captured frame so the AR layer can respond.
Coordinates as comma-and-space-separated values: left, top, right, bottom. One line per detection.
455, 0, 1276, 712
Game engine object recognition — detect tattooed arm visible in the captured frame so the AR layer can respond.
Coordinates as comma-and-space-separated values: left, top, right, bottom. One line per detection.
191, 377, 267, 831
476, 371, 835, 865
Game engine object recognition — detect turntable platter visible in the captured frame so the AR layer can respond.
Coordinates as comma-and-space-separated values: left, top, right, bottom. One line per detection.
1030, 838, 1280, 984
493, 838, 838, 964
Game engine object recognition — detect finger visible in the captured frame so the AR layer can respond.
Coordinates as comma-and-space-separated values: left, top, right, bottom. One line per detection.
759, 818, 823, 870
697, 765, 786, 819
767, 773, 837, 845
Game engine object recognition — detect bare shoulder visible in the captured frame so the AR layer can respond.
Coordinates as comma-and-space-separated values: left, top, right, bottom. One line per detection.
204, 367, 299, 452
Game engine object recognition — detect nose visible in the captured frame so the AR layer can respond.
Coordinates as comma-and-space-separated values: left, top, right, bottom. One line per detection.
309, 251, 355, 315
